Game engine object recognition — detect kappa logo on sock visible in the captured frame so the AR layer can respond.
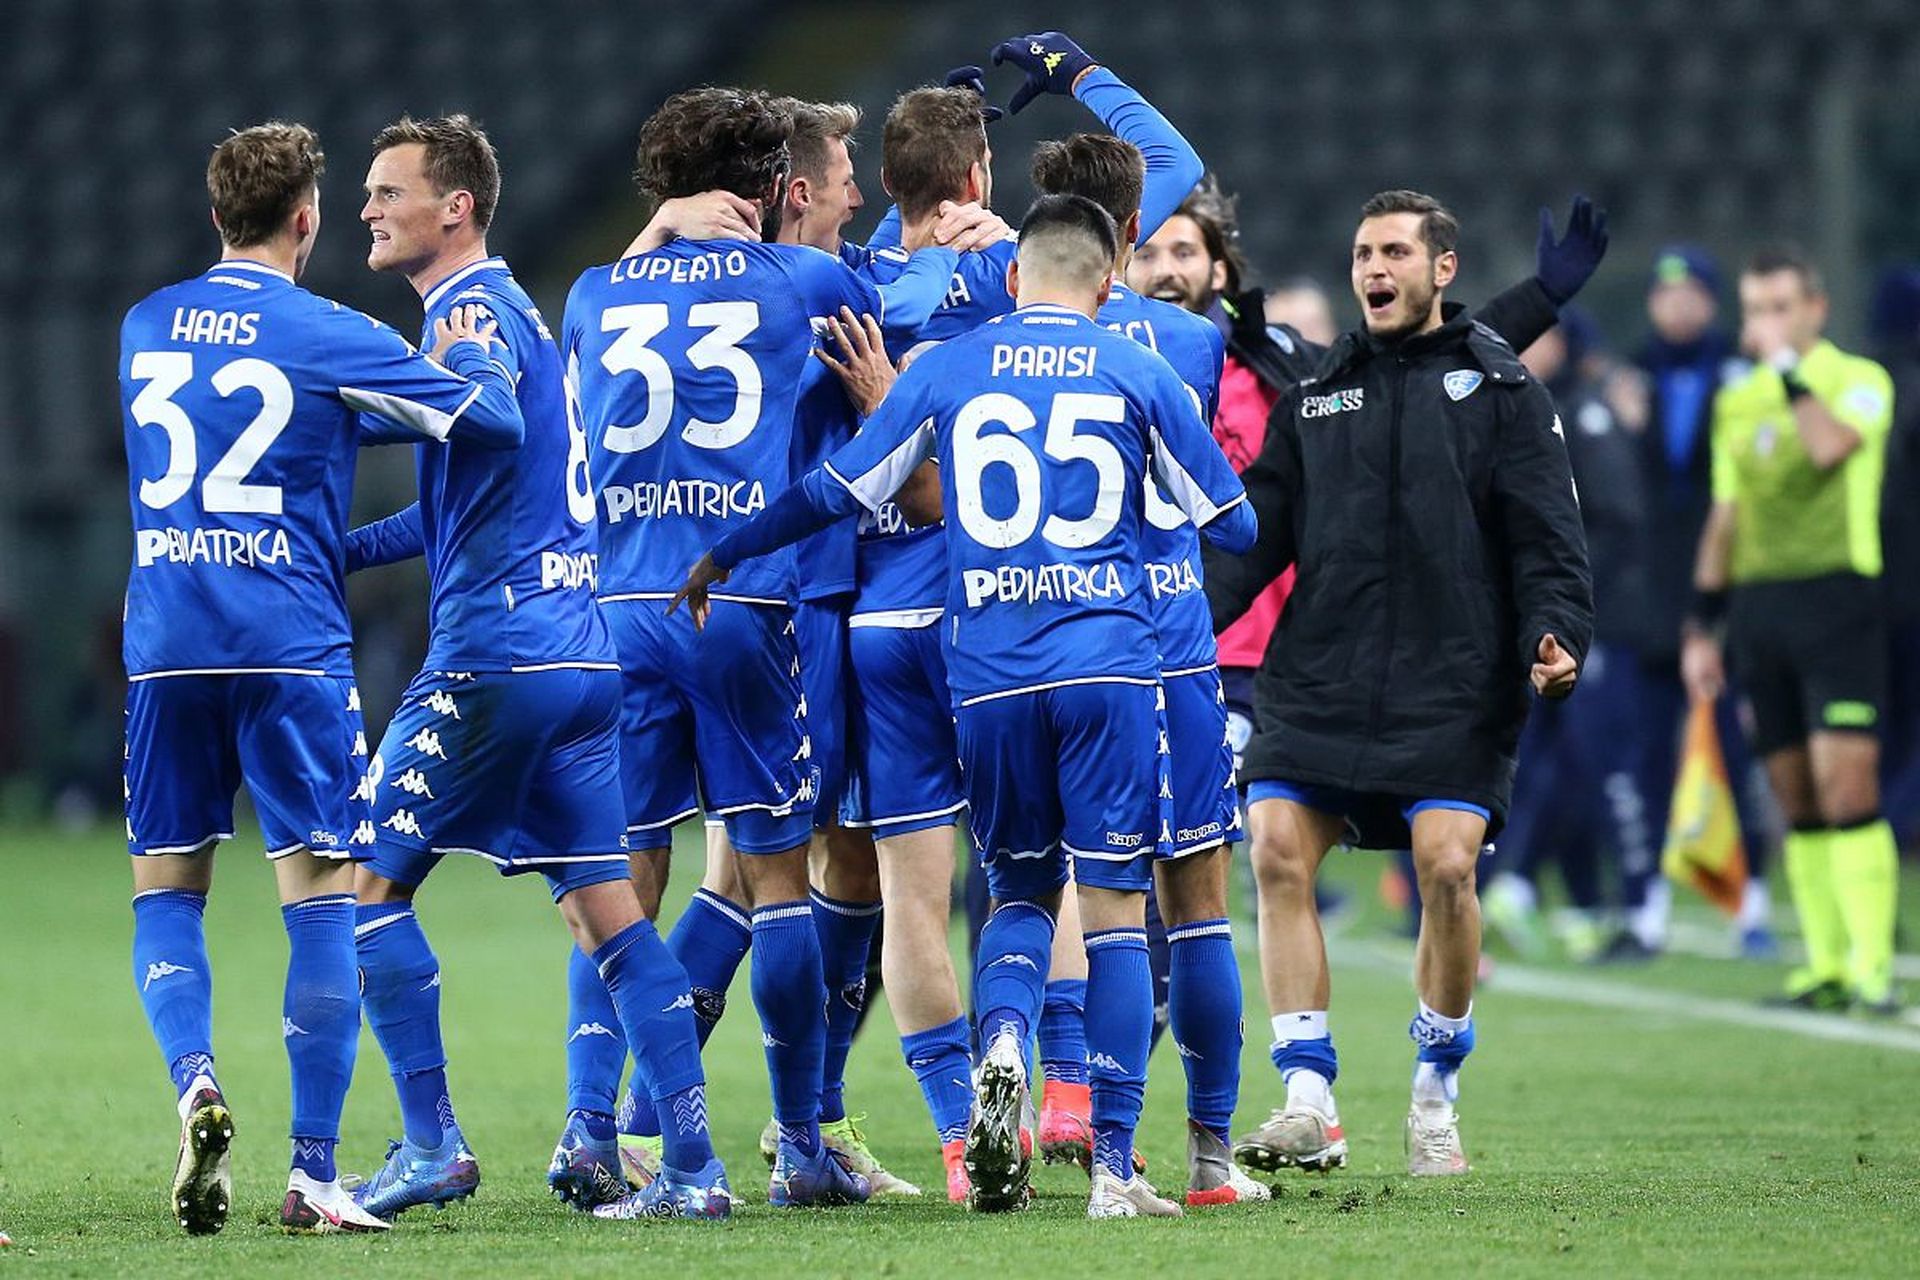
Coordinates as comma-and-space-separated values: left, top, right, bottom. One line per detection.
662, 993, 695, 1013
283, 1017, 309, 1037
1174, 1038, 1201, 1061
762, 1032, 786, 1048
421, 973, 441, 991
985, 953, 1039, 971
142, 960, 193, 990
1088, 1052, 1124, 1073
569, 1021, 618, 1042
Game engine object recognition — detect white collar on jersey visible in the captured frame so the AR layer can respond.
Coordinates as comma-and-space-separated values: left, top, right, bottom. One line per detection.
422, 256, 509, 312
209, 259, 293, 284
1016, 302, 1094, 323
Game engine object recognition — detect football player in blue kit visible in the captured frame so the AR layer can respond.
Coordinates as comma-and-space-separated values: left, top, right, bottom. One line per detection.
672, 195, 1255, 1219
120, 122, 525, 1236
590, 98, 1004, 1198
339, 116, 729, 1223
562, 88, 961, 1210
807, 33, 1207, 1202
1030, 133, 1267, 1208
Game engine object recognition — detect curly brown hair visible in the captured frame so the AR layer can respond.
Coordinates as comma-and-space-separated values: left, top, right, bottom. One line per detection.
372, 114, 501, 232
207, 121, 325, 249
1030, 134, 1143, 245
634, 87, 793, 204
881, 86, 987, 223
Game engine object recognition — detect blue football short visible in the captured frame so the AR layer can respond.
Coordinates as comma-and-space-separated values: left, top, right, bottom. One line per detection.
604, 597, 814, 855
1245, 779, 1491, 852
364, 667, 631, 901
795, 598, 850, 826
124, 671, 371, 860
842, 621, 966, 841
1161, 664, 1241, 857
956, 678, 1169, 902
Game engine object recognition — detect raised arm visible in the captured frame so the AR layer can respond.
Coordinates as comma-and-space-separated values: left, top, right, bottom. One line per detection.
342, 304, 525, 451
1477, 196, 1611, 352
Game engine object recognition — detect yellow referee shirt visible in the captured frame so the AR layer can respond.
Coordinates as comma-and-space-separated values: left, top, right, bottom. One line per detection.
1710, 339, 1895, 584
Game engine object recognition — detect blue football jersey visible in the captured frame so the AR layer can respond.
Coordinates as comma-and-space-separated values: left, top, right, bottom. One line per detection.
566, 239, 885, 604
847, 240, 1020, 620
1098, 282, 1228, 669
120, 259, 522, 677
384, 257, 615, 672
774, 304, 1251, 701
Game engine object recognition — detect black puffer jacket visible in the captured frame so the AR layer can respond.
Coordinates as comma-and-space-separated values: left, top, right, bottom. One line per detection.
1204, 305, 1594, 836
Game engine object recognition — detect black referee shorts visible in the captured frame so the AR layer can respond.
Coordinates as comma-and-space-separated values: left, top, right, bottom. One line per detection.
1728, 573, 1887, 756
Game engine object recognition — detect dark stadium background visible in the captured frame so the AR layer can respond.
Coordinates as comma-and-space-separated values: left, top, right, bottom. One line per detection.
3, 0, 1918, 821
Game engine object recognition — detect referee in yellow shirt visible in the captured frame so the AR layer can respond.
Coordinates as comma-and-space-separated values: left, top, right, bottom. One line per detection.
1683, 246, 1898, 1012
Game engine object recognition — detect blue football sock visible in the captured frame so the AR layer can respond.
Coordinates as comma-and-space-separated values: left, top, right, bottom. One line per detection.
355, 901, 454, 1148
750, 901, 827, 1151
1167, 919, 1241, 1144
622, 889, 753, 1140
901, 1016, 975, 1144
566, 1107, 617, 1143
593, 918, 714, 1171
975, 901, 1055, 1048
1410, 1002, 1474, 1105
565, 944, 627, 1116
282, 894, 359, 1165
1039, 977, 1089, 1087
132, 889, 217, 1097
291, 1137, 337, 1183
811, 890, 881, 1124
1084, 927, 1152, 1180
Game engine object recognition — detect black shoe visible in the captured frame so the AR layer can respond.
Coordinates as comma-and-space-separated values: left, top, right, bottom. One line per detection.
1763, 979, 1851, 1012
1854, 993, 1905, 1018
1590, 930, 1658, 965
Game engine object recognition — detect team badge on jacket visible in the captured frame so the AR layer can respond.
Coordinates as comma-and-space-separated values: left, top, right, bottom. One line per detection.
1442, 370, 1484, 401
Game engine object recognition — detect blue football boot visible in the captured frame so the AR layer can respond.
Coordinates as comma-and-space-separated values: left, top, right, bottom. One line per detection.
548, 1113, 630, 1210
590, 1156, 733, 1221
349, 1127, 480, 1219
768, 1139, 871, 1208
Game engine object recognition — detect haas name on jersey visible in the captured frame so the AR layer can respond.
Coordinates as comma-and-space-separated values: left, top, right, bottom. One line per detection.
171, 307, 260, 346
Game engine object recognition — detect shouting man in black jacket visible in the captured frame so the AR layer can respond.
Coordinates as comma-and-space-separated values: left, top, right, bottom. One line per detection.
1206, 191, 1593, 1178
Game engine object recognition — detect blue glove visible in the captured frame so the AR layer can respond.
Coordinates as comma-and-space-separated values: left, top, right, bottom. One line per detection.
943, 65, 1005, 124
989, 31, 1097, 116
1535, 195, 1610, 305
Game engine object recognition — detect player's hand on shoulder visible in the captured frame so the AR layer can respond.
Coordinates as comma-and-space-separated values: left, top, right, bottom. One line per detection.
667, 552, 730, 631
815, 306, 896, 416
989, 31, 1098, 115
1531, 632, 1579, 699
431, 303, 501, 364
933, 200, 1011, 254
624, 191, 761, 257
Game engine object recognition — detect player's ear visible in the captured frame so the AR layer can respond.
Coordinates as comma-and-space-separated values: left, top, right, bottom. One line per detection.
878, 165, 896, 201
1094, 271, 1113, 309
966, 161, 985, 205
1123, 210, 1141, 249
1433, 249, 1459, 290
445, 188, 476, 229
788, 174, 811, 211
1006, 257, 1021, 303
1209, 259, 1228, 295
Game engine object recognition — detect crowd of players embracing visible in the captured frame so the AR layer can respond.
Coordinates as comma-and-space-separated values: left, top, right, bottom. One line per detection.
117, 30, 1608, 1234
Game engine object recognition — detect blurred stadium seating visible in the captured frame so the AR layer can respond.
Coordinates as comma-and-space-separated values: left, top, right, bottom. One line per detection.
2, 0, 1918, 812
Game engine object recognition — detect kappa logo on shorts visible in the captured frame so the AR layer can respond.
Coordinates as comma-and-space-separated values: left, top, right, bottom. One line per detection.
1105, 830, 1145, 848
422, 690, 461, 719
350, 820, 377, 845
352, 772, 376, 804
308, 828, 340, 848
346, 686, 361, 712
353, 731, 368, 758
142, 960, 193, 991
382, 809, 425, 838
391, 768, 435, 799
404, 728, 448, 760
1443, 370, 1485, 401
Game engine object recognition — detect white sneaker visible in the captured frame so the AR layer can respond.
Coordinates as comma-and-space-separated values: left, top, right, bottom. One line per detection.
1185, 1121, 1271, 1206
1088, 1167, 1183, 1219
280, 1169, 393, 1233
1405, 1103, 1470, 1176
171, 1076, 233, 1236
963, 1028, 1032, 1212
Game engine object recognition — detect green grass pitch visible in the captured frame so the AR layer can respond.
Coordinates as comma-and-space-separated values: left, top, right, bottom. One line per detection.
2, 824, 1918, 1277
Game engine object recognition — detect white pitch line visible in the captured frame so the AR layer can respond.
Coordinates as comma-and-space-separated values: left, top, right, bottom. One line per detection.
1662, 918, 1920, 981
1339, 939, 1920, 1054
